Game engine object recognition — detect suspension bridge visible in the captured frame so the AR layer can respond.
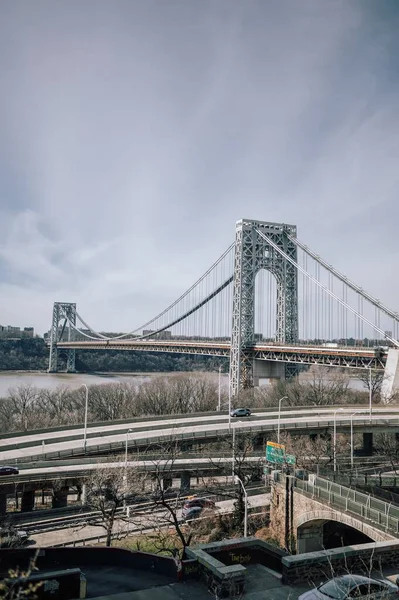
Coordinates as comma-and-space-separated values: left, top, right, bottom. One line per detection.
47, 219, 399, 398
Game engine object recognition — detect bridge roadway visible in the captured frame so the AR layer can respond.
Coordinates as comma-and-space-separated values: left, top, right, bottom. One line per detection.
1, 406, 398, 464
55, 340, 387, 369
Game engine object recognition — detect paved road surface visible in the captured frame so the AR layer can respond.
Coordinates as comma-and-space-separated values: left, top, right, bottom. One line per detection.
1, 407, 397, 463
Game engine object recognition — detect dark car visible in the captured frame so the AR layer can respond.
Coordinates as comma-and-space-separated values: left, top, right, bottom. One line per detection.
0, 466, 19, 476
182, 497, 215, 520
230, 408, 251, 418
183, 497, 215, 510
298, 574, 399, 599
182, 506, 204, 522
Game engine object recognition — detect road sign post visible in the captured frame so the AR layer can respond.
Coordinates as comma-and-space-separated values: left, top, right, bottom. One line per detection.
266, 441, 285, 464
266, 442, 296, 467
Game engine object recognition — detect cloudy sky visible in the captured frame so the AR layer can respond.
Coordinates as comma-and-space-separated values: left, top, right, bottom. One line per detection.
0, 0, 398, 335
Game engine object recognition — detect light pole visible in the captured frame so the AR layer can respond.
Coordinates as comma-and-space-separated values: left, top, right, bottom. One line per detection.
217, 365, 222, 411
350, 411, 365, 468
124, 428, 133, 510
369, 369, 373, 422
333, 408, 344, 473
125, 428, 133, 470
277, 396, 288, 444
228, 372, 232, 432
82, 384, 89, 455
234, 475, 248, 537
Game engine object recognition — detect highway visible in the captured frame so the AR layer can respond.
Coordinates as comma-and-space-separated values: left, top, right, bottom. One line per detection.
0, 406, 398, 464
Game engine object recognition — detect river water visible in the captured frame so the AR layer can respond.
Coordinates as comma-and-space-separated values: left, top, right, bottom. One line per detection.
0, 370, 365, 397
0, 372, 158, 396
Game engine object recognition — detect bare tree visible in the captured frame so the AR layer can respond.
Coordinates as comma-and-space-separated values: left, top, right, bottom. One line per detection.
200, 432, 265, 537
85, 463, 145, 546
37, 387, 74, 426
356, 369, 385, 403
7, 385, 40, 431
130, 440, 194, 557
88, 382, 137, 421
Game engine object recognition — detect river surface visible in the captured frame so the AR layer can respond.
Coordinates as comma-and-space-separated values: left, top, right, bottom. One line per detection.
0, 370, 366, 396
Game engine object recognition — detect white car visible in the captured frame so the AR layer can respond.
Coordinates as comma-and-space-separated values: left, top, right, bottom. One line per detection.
298, 574, 399, 599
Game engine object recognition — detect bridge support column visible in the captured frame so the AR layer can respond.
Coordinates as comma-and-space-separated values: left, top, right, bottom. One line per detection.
48, 302, 77, 373
362, 432, 373, 456
161, 477, 172, 491
81, 484, 87, 505
381, 349, 399, 400
229, 220, 298, 397
252, 360, 285, 387
297, 522, 324, 553
52, 486, 69, 509
0, 494, 7, 516
180, 471, 191, 494
21, 490, 35, 512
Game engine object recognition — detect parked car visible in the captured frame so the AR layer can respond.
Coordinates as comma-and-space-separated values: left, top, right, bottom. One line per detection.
298, 574, 399, 599
0, 466, 19, 476
230, 408, 251, 418
182, 497, 215, 520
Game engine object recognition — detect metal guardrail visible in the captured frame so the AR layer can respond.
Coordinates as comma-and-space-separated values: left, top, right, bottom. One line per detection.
0, 403, 381, 450
4, 416, 399, 464
284, 474, 399, 536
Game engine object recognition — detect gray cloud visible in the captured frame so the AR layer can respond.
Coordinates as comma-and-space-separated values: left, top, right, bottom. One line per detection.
0, 0, 398, 333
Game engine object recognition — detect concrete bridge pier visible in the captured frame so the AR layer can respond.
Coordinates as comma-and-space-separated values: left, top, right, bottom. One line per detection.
362, 432, 373, 455
180, 471, 191, 494
161, 477, 173, 491
0, 494, 7, 516
253, 359, 285, 387
21, 490, 35, 512
381, 349, 399, 400
52, 486, 69, 509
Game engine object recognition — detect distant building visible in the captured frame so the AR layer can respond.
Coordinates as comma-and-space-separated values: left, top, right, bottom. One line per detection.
0, 325, 34, 339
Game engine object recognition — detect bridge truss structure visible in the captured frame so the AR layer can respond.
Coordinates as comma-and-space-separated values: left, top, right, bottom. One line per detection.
48, 219, 399, 397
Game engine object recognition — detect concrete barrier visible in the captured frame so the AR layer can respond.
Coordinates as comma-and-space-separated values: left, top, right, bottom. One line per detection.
282, 539, 399, 585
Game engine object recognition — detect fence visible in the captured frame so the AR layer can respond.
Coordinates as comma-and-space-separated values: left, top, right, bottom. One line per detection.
280, 473, 399, 536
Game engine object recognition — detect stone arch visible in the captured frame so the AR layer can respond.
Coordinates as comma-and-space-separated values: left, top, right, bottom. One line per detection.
295, 510, 394, 553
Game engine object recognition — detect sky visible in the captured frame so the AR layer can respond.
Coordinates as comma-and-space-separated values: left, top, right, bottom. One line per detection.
0, 0, 399, 335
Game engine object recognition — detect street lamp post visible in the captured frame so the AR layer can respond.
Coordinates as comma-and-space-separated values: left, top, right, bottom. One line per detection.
125, 428, 133, 470
350, 411, 365, 468
277, 396, 288, 444
333, 408, 344, 473
217, 366, 222, 411
228, 372, 232, 432
234, 475, 248, 537
124, 429, 133, 510
82, 384, 89, 455
369, 369, 373, 422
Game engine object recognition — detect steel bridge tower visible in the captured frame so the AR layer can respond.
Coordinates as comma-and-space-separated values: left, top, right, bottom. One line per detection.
48, 302, 77, 373
229, 219, 298, 396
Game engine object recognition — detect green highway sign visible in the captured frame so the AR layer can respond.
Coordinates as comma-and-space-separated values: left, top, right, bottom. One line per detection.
266, 442, 296, 466
266, 441, 285, 464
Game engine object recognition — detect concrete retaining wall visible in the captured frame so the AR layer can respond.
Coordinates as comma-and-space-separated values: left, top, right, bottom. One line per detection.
282, 539, 399, 585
